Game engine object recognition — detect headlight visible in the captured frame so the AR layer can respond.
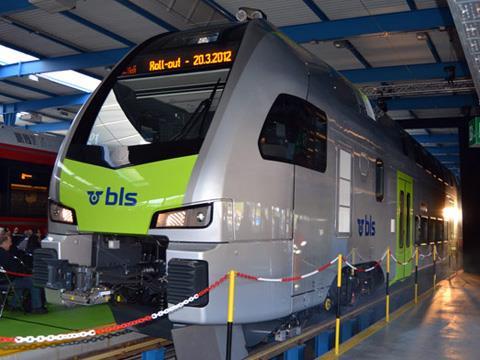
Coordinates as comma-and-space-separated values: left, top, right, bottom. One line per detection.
49, 201, 77, 225
151, 204, 212, 229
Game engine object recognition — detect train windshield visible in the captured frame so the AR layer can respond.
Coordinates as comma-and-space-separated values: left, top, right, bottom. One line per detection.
67, 23, 246, 168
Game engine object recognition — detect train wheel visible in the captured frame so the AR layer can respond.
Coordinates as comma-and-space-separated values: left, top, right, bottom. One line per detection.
323, 297, 333, 312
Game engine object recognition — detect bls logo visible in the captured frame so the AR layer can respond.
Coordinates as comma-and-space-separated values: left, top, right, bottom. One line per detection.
357, 215, 376, 237
87, 191, 103, 205
86, 187, 137, 206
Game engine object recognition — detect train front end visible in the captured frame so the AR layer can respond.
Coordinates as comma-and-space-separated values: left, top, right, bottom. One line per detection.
36, 20, 297, 336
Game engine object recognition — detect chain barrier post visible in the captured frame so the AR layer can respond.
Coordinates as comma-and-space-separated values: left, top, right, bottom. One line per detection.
433, 244, 437, 290
226, 270, 236, 360
335, 254, 342, 356
351, 248, 356, 276
386, 247, 390, 323
415, 246, 419, 304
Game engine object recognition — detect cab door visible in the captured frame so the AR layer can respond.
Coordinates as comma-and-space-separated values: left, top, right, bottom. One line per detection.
396, 171, 413, 280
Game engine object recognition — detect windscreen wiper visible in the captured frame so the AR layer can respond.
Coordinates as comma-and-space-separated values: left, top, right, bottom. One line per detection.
171, 78, 222, 141
198, 78, 222, 135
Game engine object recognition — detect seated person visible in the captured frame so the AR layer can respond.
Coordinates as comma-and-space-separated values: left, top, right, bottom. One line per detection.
0, 229, 46, 314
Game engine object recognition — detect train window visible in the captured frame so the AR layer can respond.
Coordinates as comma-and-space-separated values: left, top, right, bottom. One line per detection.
375, 159, 384, 202
337, 149, 352, 235
428, 217, 436, 243
359, 153, 369, 177
436, 219, 444, 242
406, 193, 411, 248
259, 94, 327, 172
8, 166, 50, 217
420, 216, 428, 243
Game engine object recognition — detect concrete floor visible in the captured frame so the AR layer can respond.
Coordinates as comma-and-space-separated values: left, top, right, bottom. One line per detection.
339, 271, 480, 360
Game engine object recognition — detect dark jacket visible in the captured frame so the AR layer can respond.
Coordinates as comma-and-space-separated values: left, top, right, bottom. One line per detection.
26, 235, 41, 253
0, 247, 30, 276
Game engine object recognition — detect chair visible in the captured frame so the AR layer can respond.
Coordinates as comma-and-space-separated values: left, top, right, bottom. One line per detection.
0, 267, 18, 318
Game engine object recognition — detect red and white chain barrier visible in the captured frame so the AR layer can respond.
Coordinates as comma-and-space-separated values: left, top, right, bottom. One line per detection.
0, 274, 228, 345
0, 267, 32, 277
436, 254, 448, 262
343, 250, 388, 273
237, 256, 339, 283
389, 251, 417, 266
0, 244, 448, 346
419, 251, 432, 260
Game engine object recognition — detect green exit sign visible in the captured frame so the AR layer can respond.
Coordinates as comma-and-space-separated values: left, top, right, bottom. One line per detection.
469, 117, 480, 147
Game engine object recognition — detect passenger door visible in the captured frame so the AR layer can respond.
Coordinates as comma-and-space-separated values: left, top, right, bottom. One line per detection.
396, 171, 413, 280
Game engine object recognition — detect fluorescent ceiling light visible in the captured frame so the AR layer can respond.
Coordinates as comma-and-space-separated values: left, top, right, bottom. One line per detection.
0, 44, 100, 92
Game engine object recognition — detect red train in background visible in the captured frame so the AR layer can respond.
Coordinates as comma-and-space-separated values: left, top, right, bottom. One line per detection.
0, 125, 63, 233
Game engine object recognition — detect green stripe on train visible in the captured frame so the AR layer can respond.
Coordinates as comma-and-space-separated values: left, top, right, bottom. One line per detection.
59, 156, 198, 234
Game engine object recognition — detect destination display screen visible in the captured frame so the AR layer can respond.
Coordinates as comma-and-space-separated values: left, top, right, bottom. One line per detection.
121, 45, 237, 77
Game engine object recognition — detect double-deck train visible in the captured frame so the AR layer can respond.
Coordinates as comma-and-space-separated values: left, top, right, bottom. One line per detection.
35, 18, 461, 347
0, 126, 62, 233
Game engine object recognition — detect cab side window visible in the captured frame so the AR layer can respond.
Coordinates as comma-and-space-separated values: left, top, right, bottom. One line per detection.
259, 94, 327, 172
375, 159, 384, 202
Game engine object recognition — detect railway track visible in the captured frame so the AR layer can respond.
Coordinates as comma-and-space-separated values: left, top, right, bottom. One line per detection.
72, 337, 173, 360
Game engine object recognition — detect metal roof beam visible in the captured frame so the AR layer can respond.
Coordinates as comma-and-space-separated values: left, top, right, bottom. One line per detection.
201, 0, 236, 22
406, 0, 418, 10
343, 61, 469, 82
423, 141, 458, 148
397, 116, 466, 129
25, 121, 72, 132
428, 146, 459, 155
61, 11, 135, 47
0, 49, 130, 80
4, 113, 16, 126
412, 134, 458, 143
1, 79, 56, 97
435, 155, 459, 163
0, 94, 89, 114
3, 16, 87, 53
302, 0, 329, 21
343, 40, 372, 68
0, 91, 22, 101
425, 33, 441, 63
385, 94, 477, 110
0, 0, 34, 16
0, 40, 102, 81
114, 0, 178, 32
282, 8, 453, 43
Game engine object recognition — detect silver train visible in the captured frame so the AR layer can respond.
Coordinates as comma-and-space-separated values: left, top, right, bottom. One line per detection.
35, 19, 460, 343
